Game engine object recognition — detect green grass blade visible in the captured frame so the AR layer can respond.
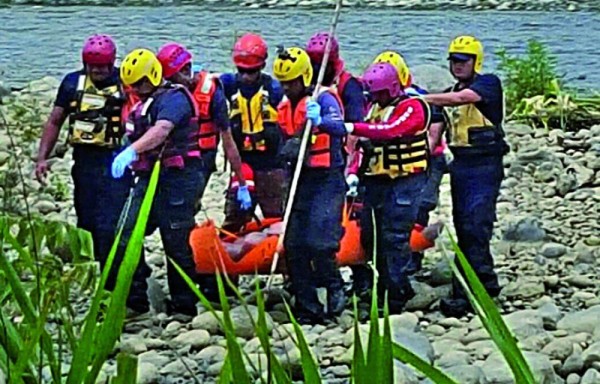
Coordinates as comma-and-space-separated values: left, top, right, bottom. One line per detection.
0, 246, 36, 322
111, 352, 138, 384
391, 343, 459, 384
380, 300, 393, 384
214, 273, 252, 384
84, 163, 161, 384
67, 223, 126, 383
283, 303, 321, 384
350, 297, 367, 384
218, 356, 233, 384
365, 277, 381, 381
0, 242, 60, 383
444, 231, 536, 383
254, 280, 292, 384
0, 310, 29, 384
12, 297, 53, 380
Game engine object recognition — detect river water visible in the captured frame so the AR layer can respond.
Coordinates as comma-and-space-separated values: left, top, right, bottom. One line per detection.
1, 6, 599, 88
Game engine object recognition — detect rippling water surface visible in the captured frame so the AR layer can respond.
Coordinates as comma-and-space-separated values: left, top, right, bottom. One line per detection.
1, 6, 599, 87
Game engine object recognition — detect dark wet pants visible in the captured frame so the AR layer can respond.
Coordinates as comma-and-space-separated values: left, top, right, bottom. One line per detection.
222, 167, 288, 232
360, 172, 427, 312
408, 154, 447, 274
284, 169, 345, 318
449, 153, 504, 300
109, 159, 203, 312
71, 149, 131, 273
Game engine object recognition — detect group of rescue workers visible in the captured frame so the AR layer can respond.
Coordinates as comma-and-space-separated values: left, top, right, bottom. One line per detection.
35, 31, 509, 324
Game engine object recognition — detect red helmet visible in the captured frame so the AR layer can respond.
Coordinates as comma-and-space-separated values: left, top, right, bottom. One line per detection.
232, 33, 268, 70
157, 42, 193, 79
82, 34, 116, 66
306, 32, 340, 64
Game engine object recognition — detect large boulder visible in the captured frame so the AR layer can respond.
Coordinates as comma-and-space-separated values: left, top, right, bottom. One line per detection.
482, 351, 561, 384
410, 64, 454, 93
557, 306, 600, 334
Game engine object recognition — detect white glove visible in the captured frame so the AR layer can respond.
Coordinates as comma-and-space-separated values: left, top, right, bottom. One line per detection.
346, 174, 359, 197
443, 146, 454, 166
344, 123, 354, 134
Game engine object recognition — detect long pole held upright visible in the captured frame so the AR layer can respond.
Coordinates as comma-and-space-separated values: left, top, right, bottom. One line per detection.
266, 0, 344, 289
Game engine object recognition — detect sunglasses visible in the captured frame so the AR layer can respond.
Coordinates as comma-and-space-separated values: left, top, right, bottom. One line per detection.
237, 66, 261, 75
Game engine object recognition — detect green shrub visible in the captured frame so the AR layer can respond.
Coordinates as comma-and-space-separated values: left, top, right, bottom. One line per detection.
496, 40, 560, 112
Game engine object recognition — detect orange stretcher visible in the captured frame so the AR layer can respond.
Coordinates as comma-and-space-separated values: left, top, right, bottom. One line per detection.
190, 204, 438, 275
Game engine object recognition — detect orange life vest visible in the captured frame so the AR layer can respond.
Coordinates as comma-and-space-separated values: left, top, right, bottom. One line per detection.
277, 88, 344, 169
192, 71, 219, 151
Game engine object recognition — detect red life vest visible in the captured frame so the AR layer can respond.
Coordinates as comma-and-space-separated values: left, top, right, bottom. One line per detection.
129, 84, 200, 171
336, 70, 353, 98
192, 71, 219, 151
122, 86, 140, 133
277, 88, 344, 169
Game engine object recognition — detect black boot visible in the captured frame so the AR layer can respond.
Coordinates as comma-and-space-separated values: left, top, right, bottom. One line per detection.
440, 297, 472, 318
328, 288, 346, 316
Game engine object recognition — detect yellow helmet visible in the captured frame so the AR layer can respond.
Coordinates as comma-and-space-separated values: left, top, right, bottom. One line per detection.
448, 35, 484, 73
273, 47, 313, 87
120, 48, 163, 87
373, 51, 411, 88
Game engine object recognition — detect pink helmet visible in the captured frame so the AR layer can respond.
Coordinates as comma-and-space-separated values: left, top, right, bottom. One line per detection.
82, 34, 116, 66
362, 63, 402, 98
306, 32, 340, 64
157, 42, 193, 79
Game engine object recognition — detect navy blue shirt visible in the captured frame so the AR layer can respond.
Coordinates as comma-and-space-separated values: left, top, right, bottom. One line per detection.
468, 74, 504, 126
220, 73, 284, 108
150, 89, 193, 130
209, 83, 230, 132
340, 77, 365, 123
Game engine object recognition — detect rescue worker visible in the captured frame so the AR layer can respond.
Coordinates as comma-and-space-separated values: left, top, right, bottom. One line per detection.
273, 47, 347, 324
305, 32, 368, 296
110, 49, 204, 315
156, 42, 250, 213
35, 34, 131, 276
422, 36, 509, 317
344, 63, 431, 314
373, 50, 448, 275
220, 33, 286, 231
155, 42, 249, 300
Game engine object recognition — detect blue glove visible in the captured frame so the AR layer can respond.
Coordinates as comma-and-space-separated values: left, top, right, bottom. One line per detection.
237, 185, 252, 211
306, 100, 322, 126
111, 146, 137, 178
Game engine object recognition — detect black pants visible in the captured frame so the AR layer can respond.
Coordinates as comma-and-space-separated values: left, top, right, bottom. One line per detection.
71, 149, 131, 270
222, 167, 288, 232
110, 160, 203, 310
284, 168, 345, 317
449, 153, 504, 299
360, 173, 427, 311
409, 154, 447, 273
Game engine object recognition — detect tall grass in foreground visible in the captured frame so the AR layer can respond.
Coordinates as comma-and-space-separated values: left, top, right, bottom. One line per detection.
1, 161, 161, 383
2, 154, 535, 383
173, 230, 535, 383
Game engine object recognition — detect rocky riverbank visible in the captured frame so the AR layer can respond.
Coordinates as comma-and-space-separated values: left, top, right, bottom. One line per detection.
2, 0, 600, 11
1, 74, 599, 384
